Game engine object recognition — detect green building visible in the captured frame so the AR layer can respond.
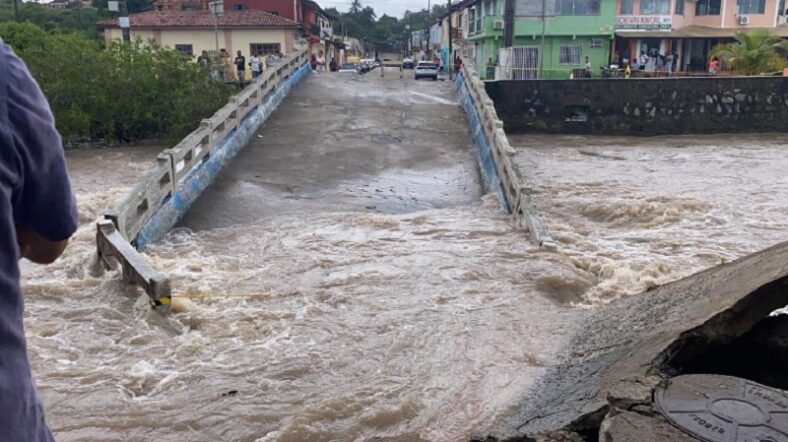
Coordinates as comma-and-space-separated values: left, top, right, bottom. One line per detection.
460, 0, 616, 79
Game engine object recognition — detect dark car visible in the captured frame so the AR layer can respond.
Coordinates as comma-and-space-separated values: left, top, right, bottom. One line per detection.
402, 57, 414, 69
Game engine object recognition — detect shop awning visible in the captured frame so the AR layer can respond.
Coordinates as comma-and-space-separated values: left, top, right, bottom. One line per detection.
615, 24, 788, 39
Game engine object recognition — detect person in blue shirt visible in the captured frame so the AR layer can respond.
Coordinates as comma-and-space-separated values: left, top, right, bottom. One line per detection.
0, 38, 79, 440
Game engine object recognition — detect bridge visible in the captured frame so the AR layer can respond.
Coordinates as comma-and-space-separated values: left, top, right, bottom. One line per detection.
92, 50, 788, 441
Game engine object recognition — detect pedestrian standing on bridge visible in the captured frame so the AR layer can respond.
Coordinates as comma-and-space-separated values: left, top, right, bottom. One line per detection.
250, 52, 262, 78
220, 49, 234, 82
235, 50, 246, 81
0, 38, 78, 441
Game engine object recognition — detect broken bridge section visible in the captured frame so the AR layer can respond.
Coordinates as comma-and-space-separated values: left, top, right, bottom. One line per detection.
472, 240, 788, 441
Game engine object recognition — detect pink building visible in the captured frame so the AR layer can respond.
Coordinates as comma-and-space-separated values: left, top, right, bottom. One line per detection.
613, 0, 788, 72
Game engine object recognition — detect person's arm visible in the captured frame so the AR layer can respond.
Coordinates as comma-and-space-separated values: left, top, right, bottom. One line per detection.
16, 225, 68, 265
3, 43, 78, 264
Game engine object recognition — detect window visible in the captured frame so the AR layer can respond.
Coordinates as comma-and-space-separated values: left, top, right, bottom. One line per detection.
620, 0, 633, 14
175, 44, 193, 56
559, 45, 581, 64
640, 0, 670, 14
589, 38, 603, 48
501, 46, 540, 79
250, 43, 281, 55
555, 0, 600, 15
232, 4, 247, 10
267, 10, 279, 15
675, 0, 684, 14
516, 0, 549, 15
695, 0, 720, 15
737, 0, 765, 13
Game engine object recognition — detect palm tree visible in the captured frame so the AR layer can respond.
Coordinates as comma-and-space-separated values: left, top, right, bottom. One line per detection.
709, 30, 788, 75
349, 0, 362, 14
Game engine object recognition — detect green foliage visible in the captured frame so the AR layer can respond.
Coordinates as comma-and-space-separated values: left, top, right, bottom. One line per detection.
0, 21, 233, 142
710, 30, 788, 75
0, 2, 110, 37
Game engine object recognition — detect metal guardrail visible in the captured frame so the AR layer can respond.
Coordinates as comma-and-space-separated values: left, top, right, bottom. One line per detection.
458, 64, 555, 248
96, 49, 309, 309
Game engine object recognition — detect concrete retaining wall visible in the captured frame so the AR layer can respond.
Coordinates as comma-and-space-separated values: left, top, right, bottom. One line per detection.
485, 77, 788, 135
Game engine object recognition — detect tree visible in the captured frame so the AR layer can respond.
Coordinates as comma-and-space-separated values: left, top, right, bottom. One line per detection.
0, 22, 233, 142
0, 2, 111, 37
710, 30, 788, 75
349, 0, 361, 13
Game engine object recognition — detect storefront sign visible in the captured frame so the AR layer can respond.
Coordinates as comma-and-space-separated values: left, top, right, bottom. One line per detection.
615, 15, 672, 30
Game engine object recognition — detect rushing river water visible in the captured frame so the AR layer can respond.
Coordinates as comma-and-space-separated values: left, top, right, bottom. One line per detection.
20, 132, 788, 440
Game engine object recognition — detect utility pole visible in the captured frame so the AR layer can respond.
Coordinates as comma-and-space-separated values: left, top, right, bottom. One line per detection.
109, 1, 130, 43
209, 1, 224, 55
426, 0, 431, 57
503, 0, 514, 47
447, 0, 452, 80
120, 0, 130, 43
539, 0, 546, 78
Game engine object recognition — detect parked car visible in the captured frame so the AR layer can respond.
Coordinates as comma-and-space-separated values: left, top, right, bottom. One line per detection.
402, 57, 414, 69
360, 59, 375, 71
414, 61, 438, 80
338, 63, 359, 74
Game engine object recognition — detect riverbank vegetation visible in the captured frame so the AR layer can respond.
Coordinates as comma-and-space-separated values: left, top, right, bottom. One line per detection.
0, 10, 232, 143
710, 30, 788, 75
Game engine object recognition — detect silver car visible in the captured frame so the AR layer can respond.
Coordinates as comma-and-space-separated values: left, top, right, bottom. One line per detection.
414, 61, 438, 80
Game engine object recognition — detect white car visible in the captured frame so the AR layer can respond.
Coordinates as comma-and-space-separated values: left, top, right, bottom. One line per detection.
414, 61, 438, 80
338, 63, 359, 74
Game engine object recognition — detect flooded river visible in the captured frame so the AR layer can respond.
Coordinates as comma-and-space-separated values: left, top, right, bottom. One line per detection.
511, 133, 788, 304
19, 75, 788, 441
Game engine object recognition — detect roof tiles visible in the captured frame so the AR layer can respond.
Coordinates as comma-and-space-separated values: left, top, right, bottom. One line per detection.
99, 10, 299, 28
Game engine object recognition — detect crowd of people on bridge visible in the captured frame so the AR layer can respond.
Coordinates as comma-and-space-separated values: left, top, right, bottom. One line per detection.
197, 49, 283, 82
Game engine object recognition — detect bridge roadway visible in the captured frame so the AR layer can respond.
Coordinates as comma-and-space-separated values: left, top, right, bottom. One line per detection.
180, 69, 483, 230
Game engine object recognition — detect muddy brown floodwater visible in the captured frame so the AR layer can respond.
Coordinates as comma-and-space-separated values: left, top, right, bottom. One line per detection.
19, 72, 788, 442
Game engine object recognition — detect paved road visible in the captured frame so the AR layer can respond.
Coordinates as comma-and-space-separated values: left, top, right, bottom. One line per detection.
180, 68, 481, 230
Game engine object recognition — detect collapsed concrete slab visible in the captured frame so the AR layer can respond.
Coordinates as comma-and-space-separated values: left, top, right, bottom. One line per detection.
472, 240, 788, 441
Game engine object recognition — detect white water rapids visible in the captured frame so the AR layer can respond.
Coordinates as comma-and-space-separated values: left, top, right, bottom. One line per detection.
20, 132, 788, 441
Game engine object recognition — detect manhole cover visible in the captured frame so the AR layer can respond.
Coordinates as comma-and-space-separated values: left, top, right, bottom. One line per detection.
654, 374, 788, 442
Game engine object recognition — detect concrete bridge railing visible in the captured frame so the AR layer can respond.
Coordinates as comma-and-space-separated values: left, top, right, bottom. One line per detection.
455, 65, 554, 248
96, 48, 310, 311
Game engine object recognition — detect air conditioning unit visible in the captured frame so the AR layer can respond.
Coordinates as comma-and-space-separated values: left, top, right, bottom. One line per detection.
738, 15, 750, 24
493, 20, 504, 30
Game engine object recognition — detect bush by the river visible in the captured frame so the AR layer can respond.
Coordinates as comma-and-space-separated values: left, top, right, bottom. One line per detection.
0, 21, 234, 142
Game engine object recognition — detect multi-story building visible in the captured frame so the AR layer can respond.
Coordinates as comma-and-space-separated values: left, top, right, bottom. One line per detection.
614, 0, 788, 71
453, 0, 616, 78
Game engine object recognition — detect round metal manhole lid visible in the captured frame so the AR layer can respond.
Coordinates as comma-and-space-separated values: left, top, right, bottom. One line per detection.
654, 374, 788, 442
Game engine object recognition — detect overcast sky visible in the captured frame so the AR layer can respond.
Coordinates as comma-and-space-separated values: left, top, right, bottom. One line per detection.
321, 0, 436, 20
